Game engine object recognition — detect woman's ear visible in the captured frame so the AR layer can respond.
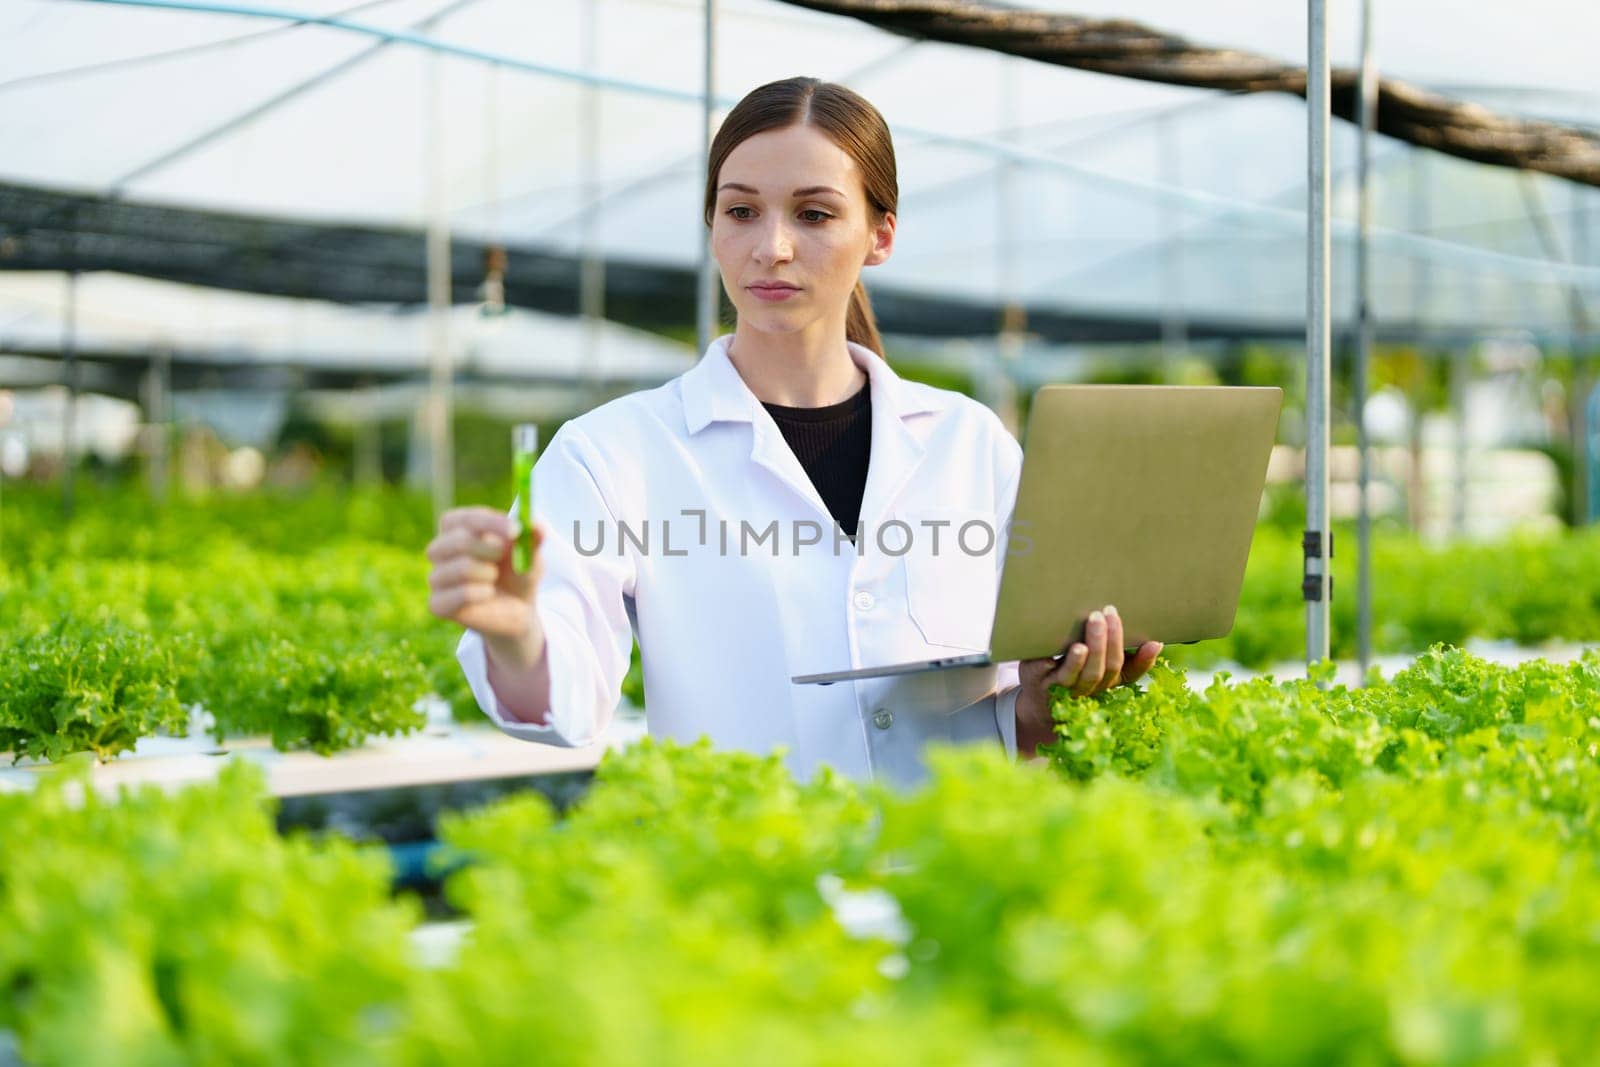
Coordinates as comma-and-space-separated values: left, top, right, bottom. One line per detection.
863, 210, 896, 267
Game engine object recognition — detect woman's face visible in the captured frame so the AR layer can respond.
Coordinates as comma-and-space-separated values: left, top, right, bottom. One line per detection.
710, 123, 894, 336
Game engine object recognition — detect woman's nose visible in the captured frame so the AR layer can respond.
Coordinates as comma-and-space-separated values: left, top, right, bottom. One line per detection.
753, 221, 794, 264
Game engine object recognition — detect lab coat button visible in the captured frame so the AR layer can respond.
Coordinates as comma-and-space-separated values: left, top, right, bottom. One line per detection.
872, 708, 893, 730
853, 590, 876, 611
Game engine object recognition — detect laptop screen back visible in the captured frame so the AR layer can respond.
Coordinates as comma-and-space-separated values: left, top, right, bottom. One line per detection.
989, 384, 1283, 663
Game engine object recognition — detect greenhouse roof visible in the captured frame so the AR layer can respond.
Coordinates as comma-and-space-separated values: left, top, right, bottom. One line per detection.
0, 0, 1596, 350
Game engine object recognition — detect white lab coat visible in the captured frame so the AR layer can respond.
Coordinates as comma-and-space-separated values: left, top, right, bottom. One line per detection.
456, 334, 1024, 788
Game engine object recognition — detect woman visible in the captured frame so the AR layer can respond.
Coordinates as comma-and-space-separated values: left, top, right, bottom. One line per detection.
426, 76, 1161, 786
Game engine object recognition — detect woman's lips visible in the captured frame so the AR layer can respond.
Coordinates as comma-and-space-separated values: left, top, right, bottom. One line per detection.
749, 285, 800, 303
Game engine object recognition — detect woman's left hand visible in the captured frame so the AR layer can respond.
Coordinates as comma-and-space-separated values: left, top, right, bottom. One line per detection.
1013, 605, 1162, 756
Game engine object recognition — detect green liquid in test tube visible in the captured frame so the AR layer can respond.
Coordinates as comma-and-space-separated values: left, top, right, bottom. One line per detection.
512, 424, 539, 573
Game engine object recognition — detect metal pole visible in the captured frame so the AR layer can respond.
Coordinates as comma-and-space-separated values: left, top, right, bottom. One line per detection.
424, 26, 454, 519
142, 347, 172, 501
62, 270, 79, 522
993, 57, 1023, 438
0, 392, 7, 562
1573, 182, 1593, 525
1590, 380, 1600, 526
579, 0, 605, 401
355, 377, 382, 487
1407, 152, 1431, 535
695, 0, 718, 355
1353, 0, 1376, 677
1303, 0, 1333, 672
1517, 173, 1594, 527
1160, 111, 1188, 374
1451, 345, 1469, 536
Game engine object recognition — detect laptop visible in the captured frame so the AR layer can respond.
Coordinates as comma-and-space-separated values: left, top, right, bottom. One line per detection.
791, 384, 1284, 685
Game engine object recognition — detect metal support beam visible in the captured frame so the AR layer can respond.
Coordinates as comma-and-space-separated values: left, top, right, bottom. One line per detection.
142, 347, 172, 501
107, 0, 484, 196
1303, 0, 1333, 672
992, 57, 1023, 437
1574, 183, 1594, 525
1353, 0, 1375, 677
424, 25, 454, 519
1517, 174, 1594, 526
579, 0, 605, 404
355, 377, 383, 487
1451, 346, 1470, 536
695, 0, 718, 356
1407, 153, 1431, 536
1159, 111, 1188, 373
62, 270, 80, 521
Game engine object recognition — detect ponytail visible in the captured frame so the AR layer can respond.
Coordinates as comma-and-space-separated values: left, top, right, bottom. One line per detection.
846, 279, 884, 358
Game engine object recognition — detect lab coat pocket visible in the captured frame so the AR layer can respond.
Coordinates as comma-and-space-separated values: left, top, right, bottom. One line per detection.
899, 507, 1000, 652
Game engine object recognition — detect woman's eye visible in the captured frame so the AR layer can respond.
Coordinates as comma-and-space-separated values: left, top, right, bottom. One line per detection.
724, 206, 829, 222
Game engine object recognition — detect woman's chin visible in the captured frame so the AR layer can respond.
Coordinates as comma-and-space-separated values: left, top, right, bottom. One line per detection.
738, 307, 811, 333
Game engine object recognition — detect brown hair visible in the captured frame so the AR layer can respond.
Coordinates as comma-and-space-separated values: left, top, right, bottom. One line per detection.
702, 76, 897, 358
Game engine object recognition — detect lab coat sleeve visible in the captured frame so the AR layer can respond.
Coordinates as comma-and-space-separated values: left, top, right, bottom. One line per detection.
994, 666, 1021, 761
455, 424, 637, 749
991, 420, 1025, 760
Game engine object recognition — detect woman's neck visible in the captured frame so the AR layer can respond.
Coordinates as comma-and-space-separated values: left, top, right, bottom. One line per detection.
725, 322, 868, 408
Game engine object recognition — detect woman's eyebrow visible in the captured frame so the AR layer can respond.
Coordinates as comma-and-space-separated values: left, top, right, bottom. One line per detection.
717, 182, 844, 198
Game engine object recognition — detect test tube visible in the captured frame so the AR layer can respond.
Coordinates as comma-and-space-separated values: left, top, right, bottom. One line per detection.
512, 423, 539, 573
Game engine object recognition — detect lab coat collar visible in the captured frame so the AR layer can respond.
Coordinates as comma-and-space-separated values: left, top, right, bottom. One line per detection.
680, 334, 949, 529
681, 333, 945, 435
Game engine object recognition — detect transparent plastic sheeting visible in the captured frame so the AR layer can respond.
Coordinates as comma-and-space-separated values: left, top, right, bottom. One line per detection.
0, 0, 1596, 338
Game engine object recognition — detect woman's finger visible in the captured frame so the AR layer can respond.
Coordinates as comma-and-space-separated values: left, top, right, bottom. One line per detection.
426, 527, 507, 565
1047, 643, 1088, 690
424, 528, 467, 564
428, 556, 498, 591
1099, 606, 1125, 693
1120, 641, 1164, 685
1072, 612, 1107, 697
426, 583, 493, 620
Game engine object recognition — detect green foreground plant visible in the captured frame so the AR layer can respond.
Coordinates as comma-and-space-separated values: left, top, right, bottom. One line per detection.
3, 647, 1598, 1064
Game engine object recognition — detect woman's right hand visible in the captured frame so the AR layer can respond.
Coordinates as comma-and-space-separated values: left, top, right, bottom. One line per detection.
426, 507, 545, 641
